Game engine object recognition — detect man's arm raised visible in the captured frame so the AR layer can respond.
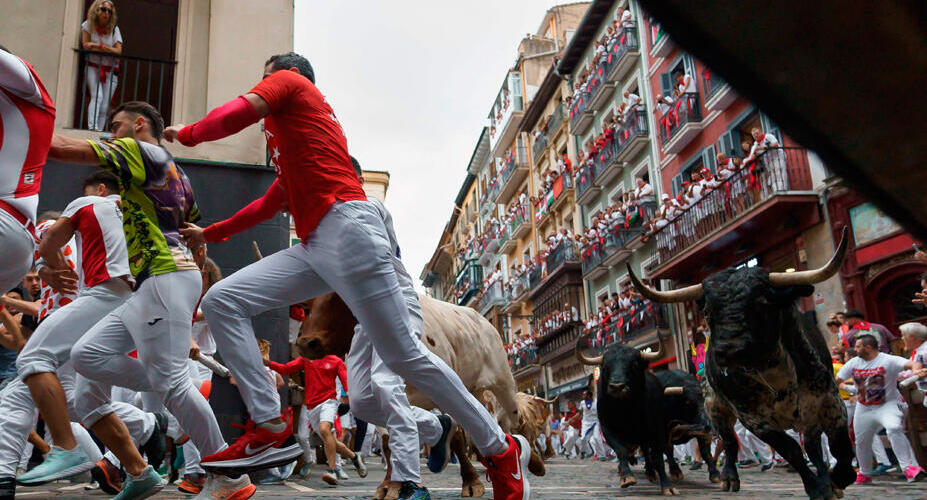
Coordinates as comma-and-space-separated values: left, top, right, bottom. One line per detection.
48, 134, 102, 165
163, 93, 268, 146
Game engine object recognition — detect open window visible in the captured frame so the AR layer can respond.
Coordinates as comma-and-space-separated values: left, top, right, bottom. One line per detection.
73, 0, 178, 130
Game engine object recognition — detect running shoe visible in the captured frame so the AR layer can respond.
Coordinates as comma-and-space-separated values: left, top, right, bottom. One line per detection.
16, 445, 94, 485
905, 465, 927, 483
178, 475, 206, 494
427, 415, 456, 473
200, 418, 301, 471
297, 463, 311, 478
760, 461, 775, 472
0, 476, 14, 500
335, 468, 349, 480
397, 481, 431, 500
141, 413, 168, 471
855, 472, 872, 485
479, 434, 531, 500
113, 465, 164, 500
321, 469, 338, 485
352, 454, 367, 478
192, 473, 255, 500
871, 463, 893, 476
736, 459, 757, 468
91, 458, 123, 494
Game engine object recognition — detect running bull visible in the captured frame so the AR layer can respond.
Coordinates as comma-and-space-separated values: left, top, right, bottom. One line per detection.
575, 340, 719, 495
297, 291, 541, 498
627, 227, 855, 500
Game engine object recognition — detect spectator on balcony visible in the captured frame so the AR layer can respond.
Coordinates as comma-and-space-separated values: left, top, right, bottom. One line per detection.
619, 6, 634, 28
676, 71, 697, 95
623, 90, 642, 115
748, 128, 787, 192
81, 0, 123, 131
634, 178, 654, 203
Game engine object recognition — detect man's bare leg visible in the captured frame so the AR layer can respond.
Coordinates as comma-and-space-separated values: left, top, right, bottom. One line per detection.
24, 373, 77, 450
89, 413, 147, 477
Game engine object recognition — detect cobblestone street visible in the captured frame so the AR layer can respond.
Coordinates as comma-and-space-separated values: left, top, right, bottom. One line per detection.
17, 457, 927, 499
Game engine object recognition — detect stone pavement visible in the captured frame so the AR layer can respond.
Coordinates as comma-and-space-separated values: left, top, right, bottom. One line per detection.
15, 457, 927, 499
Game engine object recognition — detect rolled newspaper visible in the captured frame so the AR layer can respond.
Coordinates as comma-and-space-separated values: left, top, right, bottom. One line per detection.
197, 354, 231, 378
900, 374, 921, 388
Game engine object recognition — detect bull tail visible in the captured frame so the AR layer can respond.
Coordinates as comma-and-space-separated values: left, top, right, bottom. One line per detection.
669, 423, 713, 443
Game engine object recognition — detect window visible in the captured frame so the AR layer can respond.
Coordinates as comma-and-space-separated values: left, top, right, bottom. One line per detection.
596, 287, 610, 306
658, 55, 694, 96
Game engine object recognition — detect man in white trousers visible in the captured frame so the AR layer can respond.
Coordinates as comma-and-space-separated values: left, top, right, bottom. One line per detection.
44, 101, 230, 500
734, 420, 773, 470
0, 47, 55, 294
163, 51, 531, 500
576, 390, 608, 459
1, 171, 164, 498
837, 335, 926, 484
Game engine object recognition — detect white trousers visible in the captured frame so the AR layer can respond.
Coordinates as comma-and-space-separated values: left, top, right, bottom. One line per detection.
0, 212, 33, 294
183, 359, 214, 476
579, 423, 608, 458
562, 427, 579, 457
735, 420, 772, 463
201, 200, 506, 456
71, 271, 225, 459
84, 67, 118, 131
854, 403, 918, 475
346, 323, 442, 483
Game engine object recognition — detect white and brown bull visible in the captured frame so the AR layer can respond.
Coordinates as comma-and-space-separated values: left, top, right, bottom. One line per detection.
295, 292, 544, 498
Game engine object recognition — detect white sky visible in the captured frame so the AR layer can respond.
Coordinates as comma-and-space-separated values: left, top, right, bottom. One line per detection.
294, 1, 568, 288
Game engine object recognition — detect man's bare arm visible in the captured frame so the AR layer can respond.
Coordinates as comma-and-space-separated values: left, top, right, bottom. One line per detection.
48, 134, 100, 165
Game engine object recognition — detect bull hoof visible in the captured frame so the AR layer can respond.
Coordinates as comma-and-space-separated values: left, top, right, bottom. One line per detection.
384, 484, 402, 500
528, 451, 546, 476
662, 487, 680, 496
619, 475, 637, 488
461, 481, 485, 498
709, 472, 721, 483
721, 479, 740, 492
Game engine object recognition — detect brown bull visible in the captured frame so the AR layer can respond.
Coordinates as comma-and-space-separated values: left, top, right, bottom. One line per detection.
296, 292, 543, 498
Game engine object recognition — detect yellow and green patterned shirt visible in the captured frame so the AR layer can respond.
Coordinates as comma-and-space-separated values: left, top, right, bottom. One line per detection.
89, 137, 200, 281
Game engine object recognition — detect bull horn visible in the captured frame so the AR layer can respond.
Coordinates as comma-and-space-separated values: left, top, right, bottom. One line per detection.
664, 386, 684, 396
640, 342, 663, 362
540, 394, 559, 405
574, 335, 603, 366
626, 264, 703, 303
252, 241, 263, 261
769, 227, 849, 287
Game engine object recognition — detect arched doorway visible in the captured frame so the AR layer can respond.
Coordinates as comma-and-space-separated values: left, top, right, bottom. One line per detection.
866, 261, 927, 332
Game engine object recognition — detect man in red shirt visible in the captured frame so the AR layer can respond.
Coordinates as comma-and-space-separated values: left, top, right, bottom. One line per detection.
265, 353, 365, 486
163, 52, 530, 500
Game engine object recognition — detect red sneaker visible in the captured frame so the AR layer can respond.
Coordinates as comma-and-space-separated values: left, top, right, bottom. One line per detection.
480, 434, 531, 500
201, 418, 302, 471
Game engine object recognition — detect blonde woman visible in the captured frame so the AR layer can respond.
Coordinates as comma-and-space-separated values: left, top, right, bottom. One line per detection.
81, 0, 123, 130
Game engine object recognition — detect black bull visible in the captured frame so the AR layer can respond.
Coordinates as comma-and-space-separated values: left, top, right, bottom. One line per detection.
628, 227, 856, 500
576, 341, 719, 495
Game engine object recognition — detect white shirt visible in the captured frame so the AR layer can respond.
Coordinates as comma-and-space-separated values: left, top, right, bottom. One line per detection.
81, 21, 124, 66
749, 133, 780, 159
912, 341, 927, 391
635, 183, 653, 199
682, 73, 696, 93
61, 195, 131, 289
837, 353, 909, 407
581, 398, 598, 428
620, 9, 633, 28
192, 311, 217, 357
624, 93, 642, 112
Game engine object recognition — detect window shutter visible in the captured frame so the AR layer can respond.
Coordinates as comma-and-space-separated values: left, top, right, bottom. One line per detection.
671, 173, 682, 195
701, 144, 717, 173
659, 73, 672, 96
718, 131, 735, 157
760, 113, 781, 143
683, 55, 697, 91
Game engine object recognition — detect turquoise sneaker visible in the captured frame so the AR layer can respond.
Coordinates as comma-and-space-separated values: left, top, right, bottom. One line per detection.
16, 446, 94, 485
397, 481, 431, 500
113, 465, 164, 500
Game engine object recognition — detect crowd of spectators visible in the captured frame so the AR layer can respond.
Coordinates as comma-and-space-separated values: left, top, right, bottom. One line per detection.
564, 6, 635, 113
578, 178, 654, 262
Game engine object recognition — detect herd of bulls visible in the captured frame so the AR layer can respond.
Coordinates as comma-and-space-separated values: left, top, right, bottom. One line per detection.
298, 228, 855, 500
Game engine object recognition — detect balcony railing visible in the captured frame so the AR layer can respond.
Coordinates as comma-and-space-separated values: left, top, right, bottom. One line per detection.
74, 49, 176, 130
509, 345, 538, 373
479, 280, 506, 312
582, 202, 658, 275
614, 109, 649, 158
657, 93, 702, 147
455, 259, 483, 306
651, 147, 813, 266
568, 91, 590, 131
578, 300, 661, 352
528, 265, 544, 290
537, 322, 584, 362
532, 133, 548, 161
545, 241, 580, 278
534, 174, 572, 224
575, 163, 598, 200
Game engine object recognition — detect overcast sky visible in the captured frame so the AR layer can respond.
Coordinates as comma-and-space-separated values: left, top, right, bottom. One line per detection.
294, 1, 568, 288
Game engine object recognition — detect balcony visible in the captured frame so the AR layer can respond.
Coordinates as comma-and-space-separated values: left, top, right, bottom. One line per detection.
649, 24, 674, 58
658, 93, 704, 154
578, 300, 662, 354
527, 265, 544, 291
508, 207, 531, 240
529, 242, 582, 295
496, 149, 529, 204
534, 175, 572, 226
592, 138, 622, 188
614, 110, 650, 162
532, 133, 548, 162
490, 89, 525, 156
582, 202, 658, 278
537, 322, 584, 364
569, 91, 594, 136
605, 26, 641, 84
509, 346, 539, 378
548, 102, 566, 135
586, 66, 615, 113
702, 69, 736, 112
575, 164, 601, 205
479, 281, 507, 315
73, 49, 176, 130
648, 148, 819, 280
504, 274, 530, 313
455, 259, 483, 307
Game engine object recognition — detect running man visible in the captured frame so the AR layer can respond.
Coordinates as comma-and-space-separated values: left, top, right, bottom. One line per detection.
0, 171, 164, 497
0, 46, 55, 293
43, 102, 233, 499
164, 52, 531, 499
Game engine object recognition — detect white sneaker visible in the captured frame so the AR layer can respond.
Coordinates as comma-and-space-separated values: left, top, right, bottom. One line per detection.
335, 468, 349, 480
321, 469, 338, 485
192, 473, 256, 499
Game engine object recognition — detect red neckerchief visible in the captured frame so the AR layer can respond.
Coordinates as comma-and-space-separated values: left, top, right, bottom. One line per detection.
851, 320, 871, 331
96, 26, 108, 36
